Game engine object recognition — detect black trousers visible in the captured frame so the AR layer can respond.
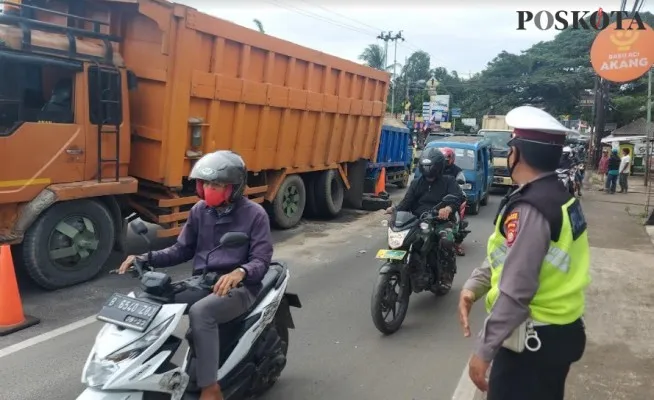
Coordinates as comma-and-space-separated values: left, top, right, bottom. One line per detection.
487, 318, 586, 400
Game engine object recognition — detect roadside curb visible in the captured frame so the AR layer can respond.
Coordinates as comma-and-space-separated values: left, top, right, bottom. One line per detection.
645, 225, 654, 247
452, 364, 486, 400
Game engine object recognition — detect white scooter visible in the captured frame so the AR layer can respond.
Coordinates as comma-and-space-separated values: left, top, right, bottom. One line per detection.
77, 221, 302, 400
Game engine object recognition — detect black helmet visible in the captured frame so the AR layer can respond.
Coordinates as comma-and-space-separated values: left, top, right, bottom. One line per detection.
418, 147, 446, 180
189, 150, 247, 202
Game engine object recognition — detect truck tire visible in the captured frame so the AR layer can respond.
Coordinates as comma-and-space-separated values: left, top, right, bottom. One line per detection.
302, 173, 319, 217
361, 195, 392, 211
271, 174, 306, 229
19, 199, 116, 290
396, 168, 410, 188
314, 169, 344, 218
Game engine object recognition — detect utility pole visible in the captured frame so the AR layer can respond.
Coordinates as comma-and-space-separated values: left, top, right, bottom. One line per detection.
589, 75, 600, 167
389, 30, 404, 116
593, 78, 608, 167
377, 31, 393, 70
644, 68, 652, 190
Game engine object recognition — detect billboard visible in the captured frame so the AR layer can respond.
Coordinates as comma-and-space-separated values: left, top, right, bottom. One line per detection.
430, 95, 450, 122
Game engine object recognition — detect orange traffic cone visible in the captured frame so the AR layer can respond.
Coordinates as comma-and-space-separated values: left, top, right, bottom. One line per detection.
0, 245, 39, 336
374, 167, 387, 196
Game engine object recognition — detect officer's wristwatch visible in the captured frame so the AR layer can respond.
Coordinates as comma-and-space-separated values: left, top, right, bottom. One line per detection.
237, 267, 247, 278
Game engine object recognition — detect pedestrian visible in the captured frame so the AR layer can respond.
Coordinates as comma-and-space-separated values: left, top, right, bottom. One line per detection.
597, 149, 609, 191
458, 105, 590, 400
605, 149, 620, 194
618, 148, 631, 193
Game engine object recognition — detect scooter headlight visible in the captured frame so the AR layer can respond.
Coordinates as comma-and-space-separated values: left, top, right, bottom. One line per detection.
84, 315, 175, 388
388, 228, 410, 249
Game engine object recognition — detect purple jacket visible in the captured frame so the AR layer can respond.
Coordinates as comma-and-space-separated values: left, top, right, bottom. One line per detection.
148, 197, 273, 293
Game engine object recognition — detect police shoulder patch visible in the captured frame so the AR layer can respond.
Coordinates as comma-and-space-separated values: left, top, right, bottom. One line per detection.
504, 211, 520, 247
567, 199, 587, 240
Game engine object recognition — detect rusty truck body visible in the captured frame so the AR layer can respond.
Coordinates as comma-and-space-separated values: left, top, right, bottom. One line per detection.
0, 0, 389, 289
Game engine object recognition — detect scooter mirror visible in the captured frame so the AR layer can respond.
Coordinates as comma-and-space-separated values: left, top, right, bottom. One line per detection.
220, 232, 250, 248
131, 220, 149, 236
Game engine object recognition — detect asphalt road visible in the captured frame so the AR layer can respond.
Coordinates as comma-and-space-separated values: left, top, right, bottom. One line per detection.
0, 191, 500, 400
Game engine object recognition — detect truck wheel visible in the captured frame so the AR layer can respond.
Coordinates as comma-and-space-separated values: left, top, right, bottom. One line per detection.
271, 174, 306, 229
361, 195, 392, 211
20, 199, 115, 290
396, 168, 410, 188
302, 173, 319, 218
314, 169, 344, 218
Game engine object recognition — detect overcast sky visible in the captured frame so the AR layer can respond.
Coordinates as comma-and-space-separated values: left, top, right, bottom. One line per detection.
181, 1, 654, 77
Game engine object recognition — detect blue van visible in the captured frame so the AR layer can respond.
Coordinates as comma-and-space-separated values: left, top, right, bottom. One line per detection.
414, 135, 494, 215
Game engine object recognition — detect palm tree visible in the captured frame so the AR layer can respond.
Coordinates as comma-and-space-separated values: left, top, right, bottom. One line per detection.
358, 44, 399, 72
253, 19, 265, 34
358, 44, 386, 70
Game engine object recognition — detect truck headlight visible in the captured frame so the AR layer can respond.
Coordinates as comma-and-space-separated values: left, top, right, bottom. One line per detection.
83, 315, 175, 388
388, 228, 410, 249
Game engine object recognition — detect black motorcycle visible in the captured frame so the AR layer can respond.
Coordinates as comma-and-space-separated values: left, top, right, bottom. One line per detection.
371, 194, 460, 335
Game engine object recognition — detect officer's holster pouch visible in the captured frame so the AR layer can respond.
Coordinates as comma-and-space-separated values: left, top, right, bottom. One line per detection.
502, 319, 542, 353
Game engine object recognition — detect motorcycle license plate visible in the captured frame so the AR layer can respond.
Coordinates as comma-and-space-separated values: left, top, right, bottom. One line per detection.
97, 293, 162, 332
376, 249, 407, 260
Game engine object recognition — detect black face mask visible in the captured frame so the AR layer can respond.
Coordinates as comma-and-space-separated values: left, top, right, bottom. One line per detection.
507, 144, 520, 179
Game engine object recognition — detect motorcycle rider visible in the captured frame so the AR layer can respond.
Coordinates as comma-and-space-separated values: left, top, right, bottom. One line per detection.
441, 147, 467, 256
559, 146, 576, 170
118, 150, 273, 400
386, 147, 464, 290
458, 106, 589, 399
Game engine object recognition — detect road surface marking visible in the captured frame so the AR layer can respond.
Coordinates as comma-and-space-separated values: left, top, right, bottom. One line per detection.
452, 362, 486, 400
0, 315, 98, 359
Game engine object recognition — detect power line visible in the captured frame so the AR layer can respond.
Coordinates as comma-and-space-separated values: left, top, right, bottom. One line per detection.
257, 1, 449, 71
262, 0, 376, 37
295, 0, 384, 33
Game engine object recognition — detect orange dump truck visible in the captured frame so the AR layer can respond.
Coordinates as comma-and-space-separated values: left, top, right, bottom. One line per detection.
0, 0, 389, 289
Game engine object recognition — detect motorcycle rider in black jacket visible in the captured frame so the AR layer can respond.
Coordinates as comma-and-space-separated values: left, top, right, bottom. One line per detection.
386, 147, 464, 290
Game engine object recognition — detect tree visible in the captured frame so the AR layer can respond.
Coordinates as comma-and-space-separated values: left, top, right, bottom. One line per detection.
253, 19, 265, 34
435, 12, 654, 125
358, 44, 392, 71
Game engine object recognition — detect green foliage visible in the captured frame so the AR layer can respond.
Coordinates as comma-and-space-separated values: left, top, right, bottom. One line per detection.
358, 44, 395, 71
253, 19, 265, 34
365, 11, 654, 126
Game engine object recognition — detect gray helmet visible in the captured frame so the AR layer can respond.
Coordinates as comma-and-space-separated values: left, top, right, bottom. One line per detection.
189, 150, 247, 202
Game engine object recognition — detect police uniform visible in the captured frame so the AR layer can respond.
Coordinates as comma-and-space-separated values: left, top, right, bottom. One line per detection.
463, 106, 591, 400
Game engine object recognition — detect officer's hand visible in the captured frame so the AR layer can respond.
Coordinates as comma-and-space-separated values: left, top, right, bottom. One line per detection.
118, 255, 137, 274
385, 206, 395, 214
438, 206, 452, 220
214, 269, 246, 296
468, 354, 490, 392
458, 289, 475, 337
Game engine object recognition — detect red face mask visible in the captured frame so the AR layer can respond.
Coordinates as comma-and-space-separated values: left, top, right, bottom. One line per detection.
197, 182, 233, 207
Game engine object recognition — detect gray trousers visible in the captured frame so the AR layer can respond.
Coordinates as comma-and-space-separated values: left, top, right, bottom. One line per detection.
188, 287, 256, 387
619, 173, 629, 192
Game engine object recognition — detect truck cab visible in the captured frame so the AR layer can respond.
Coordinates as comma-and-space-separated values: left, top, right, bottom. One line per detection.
0, 1, 137, 289
478, 129, 513, 189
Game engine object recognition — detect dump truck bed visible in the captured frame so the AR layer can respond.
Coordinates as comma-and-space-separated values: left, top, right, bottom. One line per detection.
120, 0, 389, 187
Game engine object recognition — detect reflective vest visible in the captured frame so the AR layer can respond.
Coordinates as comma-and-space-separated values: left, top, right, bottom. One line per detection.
485, 197, 591, 325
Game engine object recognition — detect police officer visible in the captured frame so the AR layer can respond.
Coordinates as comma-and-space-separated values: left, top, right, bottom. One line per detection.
457, 106, 590, 400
